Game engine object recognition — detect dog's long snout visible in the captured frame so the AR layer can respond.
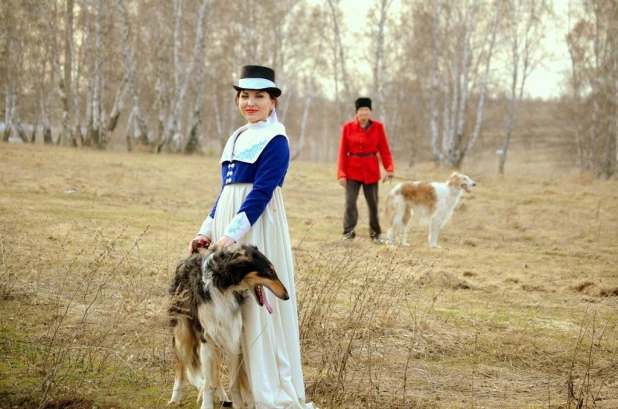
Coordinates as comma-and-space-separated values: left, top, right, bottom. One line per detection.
269, 280, 289, 300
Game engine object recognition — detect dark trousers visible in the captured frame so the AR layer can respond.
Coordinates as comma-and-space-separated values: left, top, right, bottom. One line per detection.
343, 180, 381, 237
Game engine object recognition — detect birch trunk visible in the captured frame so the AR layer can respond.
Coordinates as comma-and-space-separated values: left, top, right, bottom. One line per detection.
184, 1, 210, 154
125, 108, 134, 152
40, 2, 73, 146
463, 0, 502, 160
3, 89, 13, 142
567, 30, 584, 169
291, 77, 315, 161
40, 89, 53, 145
104, 79, 128, 146
372, 0, 392, 124
499, 0, 542, 175
211, 70, 226, 148
430, 0, 444, 160
12, 101, 28, 143
116, 0, 149, 146
64, 0, 73, 125
327, 0, 352, 112
445, 17, 461, 163
162, 0, 209, 152
455, 0, 478, 143
30, 120, 38, 144
90, 0, 102, 147
615, 39, 618, 176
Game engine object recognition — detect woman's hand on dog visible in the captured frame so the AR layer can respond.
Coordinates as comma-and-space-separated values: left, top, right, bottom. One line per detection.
215, 235, 235, 251
189, 235, 211, 254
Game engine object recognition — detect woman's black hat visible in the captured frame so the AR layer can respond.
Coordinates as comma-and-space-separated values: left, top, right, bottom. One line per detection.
233, 65, 282, 97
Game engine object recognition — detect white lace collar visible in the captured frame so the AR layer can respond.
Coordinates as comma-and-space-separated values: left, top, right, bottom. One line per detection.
219, 109, 288, 165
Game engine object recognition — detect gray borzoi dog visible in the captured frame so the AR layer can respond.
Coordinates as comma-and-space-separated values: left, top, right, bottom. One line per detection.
168, 245, 289, 409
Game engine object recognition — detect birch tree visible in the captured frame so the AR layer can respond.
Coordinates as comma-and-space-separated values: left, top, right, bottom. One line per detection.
159, 0, 209, 153
370, 0, 395, 125
498, 0, 550, 175
326, 0, 352, 123
427, 0, 502, 168
565, 0, 617, 178
116, 0, 149, 147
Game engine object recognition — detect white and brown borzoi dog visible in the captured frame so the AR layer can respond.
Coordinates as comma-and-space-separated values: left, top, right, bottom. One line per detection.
385, 172, 476, 248
168, 245, 289, 409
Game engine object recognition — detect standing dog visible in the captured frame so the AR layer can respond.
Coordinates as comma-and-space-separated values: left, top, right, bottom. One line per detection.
385, 172, 476, 248
168, 245, 289, 409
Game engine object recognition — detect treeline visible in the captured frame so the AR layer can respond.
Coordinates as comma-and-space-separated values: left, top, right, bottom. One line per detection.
0, 0, 616, 177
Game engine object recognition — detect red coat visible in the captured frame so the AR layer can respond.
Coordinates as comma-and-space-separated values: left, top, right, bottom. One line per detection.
337, 118, 394, 184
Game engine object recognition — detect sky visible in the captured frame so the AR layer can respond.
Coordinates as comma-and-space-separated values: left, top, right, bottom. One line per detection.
337, 0, 573, 100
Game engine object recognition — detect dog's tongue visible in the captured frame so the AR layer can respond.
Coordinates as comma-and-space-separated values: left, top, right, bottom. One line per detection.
259, 285, 274, 314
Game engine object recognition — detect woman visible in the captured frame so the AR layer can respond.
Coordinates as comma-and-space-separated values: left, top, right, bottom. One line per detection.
189, 65, 315, 409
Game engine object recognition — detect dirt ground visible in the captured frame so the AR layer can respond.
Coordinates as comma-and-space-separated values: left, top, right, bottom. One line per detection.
0, 143, 617, 408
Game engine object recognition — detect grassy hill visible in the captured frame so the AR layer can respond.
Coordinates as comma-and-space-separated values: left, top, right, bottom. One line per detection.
0, 143, 616, 408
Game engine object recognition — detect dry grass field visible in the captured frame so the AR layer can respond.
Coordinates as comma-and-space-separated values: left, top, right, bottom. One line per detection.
0, 142, 617, 409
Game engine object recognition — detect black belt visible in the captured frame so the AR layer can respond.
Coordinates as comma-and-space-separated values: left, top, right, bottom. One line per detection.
347, 152, 376, 157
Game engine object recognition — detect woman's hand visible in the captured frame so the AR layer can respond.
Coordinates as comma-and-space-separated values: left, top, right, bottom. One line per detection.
188, 235, 211, 254
338, 177, 347, 188
215, 235, 236, 251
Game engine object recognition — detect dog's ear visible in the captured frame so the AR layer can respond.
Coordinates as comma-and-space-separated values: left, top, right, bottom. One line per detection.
448, 172, 463, 187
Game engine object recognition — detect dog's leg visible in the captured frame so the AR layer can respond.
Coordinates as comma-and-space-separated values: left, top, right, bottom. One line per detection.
213, 349, 230, 405
400, 224, 409, 247
400, 206, 412, 246
198, 342, 217, 409
169, 349, 184, 405
228, 350, 247, 408
386, 226, 395, 246
428, 218, 441, 248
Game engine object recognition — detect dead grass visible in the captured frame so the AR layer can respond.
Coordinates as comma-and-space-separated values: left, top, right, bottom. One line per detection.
0, 143, 617, 408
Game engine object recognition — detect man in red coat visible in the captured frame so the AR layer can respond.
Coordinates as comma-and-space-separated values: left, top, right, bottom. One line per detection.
337, 97, 395, 243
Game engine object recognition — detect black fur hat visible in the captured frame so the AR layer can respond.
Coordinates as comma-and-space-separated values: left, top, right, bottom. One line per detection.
233, 65, 282, 97
355, 97, 372, 111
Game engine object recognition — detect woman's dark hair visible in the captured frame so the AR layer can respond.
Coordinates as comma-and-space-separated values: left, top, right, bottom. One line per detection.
235, 90, 279, 112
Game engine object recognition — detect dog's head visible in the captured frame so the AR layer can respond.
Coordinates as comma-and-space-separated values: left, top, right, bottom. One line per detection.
448, 172, 476, 193
205, 245, 289, 313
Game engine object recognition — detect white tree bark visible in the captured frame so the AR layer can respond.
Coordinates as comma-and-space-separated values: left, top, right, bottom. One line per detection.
292, 75, 315, 161
40, 2, 73, 146
464, 0, 502, 157
91, 0, 102, 146
430, 0, 444, 160
327, 0, 352, 114
372, 0, 393, 125
116, 0, 149, 146
566, 26, 584, 169
185, 1, 211, 154
3, 87, 14, 142
455, 0, 478, 141
499, 0, 546, 175
615, 37, 618, 176
162, 0, 209, 152
210, 69, 226, 148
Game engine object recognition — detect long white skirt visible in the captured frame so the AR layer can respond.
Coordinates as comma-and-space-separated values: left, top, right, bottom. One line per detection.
212, 184, 315, 409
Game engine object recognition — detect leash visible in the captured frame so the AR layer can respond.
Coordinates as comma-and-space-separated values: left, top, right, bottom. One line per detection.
382, 174, 413, 183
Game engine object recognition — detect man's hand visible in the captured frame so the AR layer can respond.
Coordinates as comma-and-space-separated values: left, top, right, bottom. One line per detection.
338, 177, 347, 188
383, 172, 395, 183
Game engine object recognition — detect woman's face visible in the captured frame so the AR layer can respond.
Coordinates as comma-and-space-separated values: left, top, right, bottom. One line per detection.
238, 90, 275, 123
